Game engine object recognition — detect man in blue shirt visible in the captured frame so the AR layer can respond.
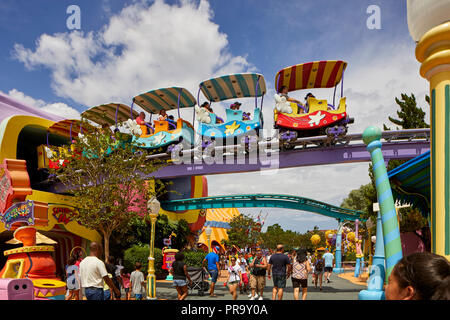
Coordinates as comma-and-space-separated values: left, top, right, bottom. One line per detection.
322, 248, 334, 283
202, 246, 220, 297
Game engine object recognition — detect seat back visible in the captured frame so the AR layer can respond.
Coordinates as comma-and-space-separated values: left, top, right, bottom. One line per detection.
153, 120, 169, 133
226, 108, 244, 122
307, 98, 328, 113
336, 97, 347, 112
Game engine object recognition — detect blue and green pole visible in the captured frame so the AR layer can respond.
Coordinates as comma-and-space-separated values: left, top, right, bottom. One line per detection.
359, 211, 386, 300
333, 220, 344, 274
363, 126, 402, 280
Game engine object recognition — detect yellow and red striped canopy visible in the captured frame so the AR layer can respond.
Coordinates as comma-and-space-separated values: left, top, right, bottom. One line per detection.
47, 119, 95, 138
275, 60, 347, 92
197, 208, 240, 251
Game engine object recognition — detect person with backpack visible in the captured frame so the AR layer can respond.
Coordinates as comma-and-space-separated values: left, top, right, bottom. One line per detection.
313, 253, 325, 291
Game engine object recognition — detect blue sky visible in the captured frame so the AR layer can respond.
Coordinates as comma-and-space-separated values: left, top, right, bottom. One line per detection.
0, 0, 429, 233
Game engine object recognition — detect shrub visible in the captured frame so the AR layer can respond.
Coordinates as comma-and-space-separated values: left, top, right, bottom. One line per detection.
123, 244, 163, 275
183, 251, 207, 267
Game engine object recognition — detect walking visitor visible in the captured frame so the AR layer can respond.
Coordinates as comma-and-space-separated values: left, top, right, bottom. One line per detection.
202, 246, 221, 297
267, 244, 292, 300
120, 268, 131, 300
130, 262, 146, 300
225, 256, 242, 300
238, 253, 249, 294
65, 256, 80, 300
322, 248, 334, 283
248, 249, 267, 300
170, 252, 193, 300
79, 242, 120, 300
313, 253, 325, 291
291, 248, 311, 300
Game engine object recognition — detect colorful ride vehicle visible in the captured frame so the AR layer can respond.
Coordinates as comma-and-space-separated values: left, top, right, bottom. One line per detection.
196, 73, 266, 148
37, 119, 94, 170
81, 103, 139, 155
131, 87, 196, 153
274, 60, 354, 148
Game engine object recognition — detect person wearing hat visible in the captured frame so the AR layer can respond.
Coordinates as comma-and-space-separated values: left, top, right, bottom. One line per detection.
202, 246, 221, 297
230, 101, 251, 121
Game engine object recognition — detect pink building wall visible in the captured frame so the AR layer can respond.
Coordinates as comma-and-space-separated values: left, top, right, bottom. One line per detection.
401, 231, 425, 256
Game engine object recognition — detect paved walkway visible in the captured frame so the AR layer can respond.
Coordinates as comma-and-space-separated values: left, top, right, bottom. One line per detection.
153, 271, 365, 300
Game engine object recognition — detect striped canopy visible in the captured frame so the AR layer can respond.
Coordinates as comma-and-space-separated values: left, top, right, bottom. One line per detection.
81, 103, 138, 126
197, 208, 241, 251
388, 151, 430, 216
133, 87, 196, 114
199, 73, 266, 102
47, 119, 95, 138
275, 60, 347, 92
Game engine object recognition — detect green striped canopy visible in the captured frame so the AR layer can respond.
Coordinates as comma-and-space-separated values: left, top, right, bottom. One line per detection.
81, 103, 138, 126
388, 151, 430, 216
133, 87, 196, 114
199, 73, 266, 102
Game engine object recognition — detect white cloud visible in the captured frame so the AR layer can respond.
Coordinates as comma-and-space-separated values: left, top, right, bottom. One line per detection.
1, 88, 80, 119
12, 0, 253, 108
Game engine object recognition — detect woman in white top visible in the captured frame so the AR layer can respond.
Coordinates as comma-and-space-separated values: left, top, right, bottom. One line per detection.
225, 257, 242, 300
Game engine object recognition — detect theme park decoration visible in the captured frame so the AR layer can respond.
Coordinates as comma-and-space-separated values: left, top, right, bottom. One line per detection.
325, 230, 336, 248
363, 126, 402, 281
310, 234, 321, 246
162, 248, 179, 280
0, 278, 34, 300
407, 0, 450, 260
0, 226, 66, 300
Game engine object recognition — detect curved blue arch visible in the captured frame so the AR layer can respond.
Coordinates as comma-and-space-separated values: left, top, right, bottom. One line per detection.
161, 194, 365, 222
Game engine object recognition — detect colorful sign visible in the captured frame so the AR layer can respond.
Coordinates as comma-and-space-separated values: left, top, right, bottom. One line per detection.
1, 200, 34, 230
162, 249, 178, 270
0, 166, 13, 213
50, 205, 77, 224
163, 238, 172, 247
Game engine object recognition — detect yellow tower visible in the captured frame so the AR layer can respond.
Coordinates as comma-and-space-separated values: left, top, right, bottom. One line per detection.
407, 0, 450, 260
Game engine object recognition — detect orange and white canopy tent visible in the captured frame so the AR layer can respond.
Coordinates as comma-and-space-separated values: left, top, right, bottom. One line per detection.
197, 208, 240, 252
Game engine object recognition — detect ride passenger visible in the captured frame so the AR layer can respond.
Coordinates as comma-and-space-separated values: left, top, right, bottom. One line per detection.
136, 111, 153, 135
158, 109, 168, 121
279, 85, 305, 114
201, 102, 224, 124
167, 115, 176, 130
304, 92, 316, 112
230, 102, 251, 121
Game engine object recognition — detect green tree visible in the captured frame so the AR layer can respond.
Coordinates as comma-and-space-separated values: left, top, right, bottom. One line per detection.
383, 93, 429, 131
224, 214, 261, 249
49, 128, 166, 258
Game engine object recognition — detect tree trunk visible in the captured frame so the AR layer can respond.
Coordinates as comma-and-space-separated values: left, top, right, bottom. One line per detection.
103, 231, 110, 261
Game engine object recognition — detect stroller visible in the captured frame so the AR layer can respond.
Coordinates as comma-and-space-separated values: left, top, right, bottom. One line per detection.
187, 266, 210, 296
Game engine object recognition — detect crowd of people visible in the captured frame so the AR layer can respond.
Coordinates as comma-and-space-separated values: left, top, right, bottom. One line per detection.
63, 241, 450, 301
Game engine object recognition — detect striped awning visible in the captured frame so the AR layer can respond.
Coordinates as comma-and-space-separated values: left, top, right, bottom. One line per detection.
199, 73, 267, 102
81, 103, 138, 126
197, 208, 240, 249
133, 87, 196, 114
47, 119, 95, 138
275, 60, 347, 92
388, 151, 430, 216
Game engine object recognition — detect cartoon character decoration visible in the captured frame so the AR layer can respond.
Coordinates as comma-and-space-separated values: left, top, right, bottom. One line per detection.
345, 231, 356, 254
325, 230, 336, 248
194, 105, 212, 124
310, 234, 321, 246
274, 93, 293, 114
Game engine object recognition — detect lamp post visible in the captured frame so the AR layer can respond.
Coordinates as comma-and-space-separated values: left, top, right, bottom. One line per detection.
205, 225, 212, 253
407, 0, 450, 260
359, 210, 386, 300
146, 196, 160, 300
